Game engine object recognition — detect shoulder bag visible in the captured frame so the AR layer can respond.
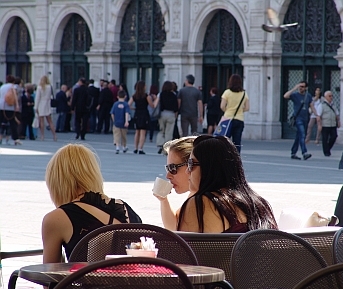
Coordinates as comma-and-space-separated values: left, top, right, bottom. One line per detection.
213, 91, 245, 137
50, 85, 58, 108
288, 94, 306, 128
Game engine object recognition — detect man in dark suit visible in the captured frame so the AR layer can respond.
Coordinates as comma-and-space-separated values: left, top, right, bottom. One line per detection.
55, 84, 68, 132
88, 79, 100, 133
71, 77, 90, 140
96, 80, 113, 134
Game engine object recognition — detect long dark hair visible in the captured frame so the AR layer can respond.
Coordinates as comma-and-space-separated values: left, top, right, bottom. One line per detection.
133, 80, 146, 100
177, 135, 278, 232
228, 74, 243, 92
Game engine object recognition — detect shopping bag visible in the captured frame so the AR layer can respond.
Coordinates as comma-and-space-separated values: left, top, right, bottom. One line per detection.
213, 116, 232, 137
32, 113, 39, 128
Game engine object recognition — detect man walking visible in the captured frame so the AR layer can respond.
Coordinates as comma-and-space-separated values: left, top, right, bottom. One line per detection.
71, 78, 90, 140
177, 74, 203, 136
55, 84, 68, 132
284, 81, 316, 160
88, 79, 100, 133
320, 90, 340, 156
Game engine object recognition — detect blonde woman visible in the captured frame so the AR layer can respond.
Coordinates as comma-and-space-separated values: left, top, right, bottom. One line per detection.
42, 144, 142, 263
34, 75, 57, 141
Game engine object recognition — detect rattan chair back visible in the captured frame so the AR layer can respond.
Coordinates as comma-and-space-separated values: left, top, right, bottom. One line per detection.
333, 227, 343, 264
53, 257, 194, 289
293, 263, 343, 289
69, 223, 198, 265
230, 229, 328, 289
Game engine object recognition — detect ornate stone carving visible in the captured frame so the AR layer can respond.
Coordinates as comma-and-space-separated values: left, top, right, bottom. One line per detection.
171, 0, 181, 39
95, 0, 103, 39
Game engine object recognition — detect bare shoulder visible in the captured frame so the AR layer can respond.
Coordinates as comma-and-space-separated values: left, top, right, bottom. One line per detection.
42, 208, 69, 231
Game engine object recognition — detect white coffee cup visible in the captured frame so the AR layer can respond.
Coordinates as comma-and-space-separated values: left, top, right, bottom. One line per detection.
152, 177, 173, 198
105, 255, 132, 260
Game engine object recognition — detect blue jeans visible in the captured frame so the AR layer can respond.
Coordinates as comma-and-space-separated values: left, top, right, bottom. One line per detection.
56, 112, 67, 132
291, 118, 308, 155
228, 119, 244, 154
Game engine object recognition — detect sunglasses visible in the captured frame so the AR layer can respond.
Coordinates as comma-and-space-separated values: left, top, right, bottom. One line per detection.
187, 158, 200, 172
165, 162, 187, 175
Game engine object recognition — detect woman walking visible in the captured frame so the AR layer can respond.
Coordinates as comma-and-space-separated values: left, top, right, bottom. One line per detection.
128, 80, 155, 154
220, 74, 249, 153
156, 81, 178, 153
34, 75, 57, 141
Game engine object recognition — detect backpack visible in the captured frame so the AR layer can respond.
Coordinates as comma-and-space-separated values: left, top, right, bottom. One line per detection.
4, 87, 16, 106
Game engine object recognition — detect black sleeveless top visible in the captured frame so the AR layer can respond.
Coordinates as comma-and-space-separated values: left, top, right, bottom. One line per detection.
60, 191, 142, 259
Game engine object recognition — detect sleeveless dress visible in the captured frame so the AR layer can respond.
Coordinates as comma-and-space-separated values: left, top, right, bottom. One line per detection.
59, 191, 142, 259
133, 95, 150, 130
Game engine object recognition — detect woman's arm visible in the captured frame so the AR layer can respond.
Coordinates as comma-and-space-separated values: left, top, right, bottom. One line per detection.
34, 88, 41, 113
41, 209, 69, 263
243, 99, 250, 112
220, 98, 227, 112
147, 94, 154, 108
155, 196, 178, 230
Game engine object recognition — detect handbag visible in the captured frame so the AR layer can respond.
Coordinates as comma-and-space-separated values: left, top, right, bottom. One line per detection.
213, 92, 245, 137
32, 113, 39, 128
50, 86, 58, 108
149, 94, 161, 119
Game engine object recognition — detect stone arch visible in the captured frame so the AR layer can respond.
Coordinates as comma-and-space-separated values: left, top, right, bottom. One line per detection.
109, 0, 169, 44
189, 1, 247, 53
0, 8, 34, 53
48, 4, 93, 51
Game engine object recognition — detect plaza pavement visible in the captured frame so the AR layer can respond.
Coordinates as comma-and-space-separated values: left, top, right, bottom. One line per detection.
1, 129, 343, 288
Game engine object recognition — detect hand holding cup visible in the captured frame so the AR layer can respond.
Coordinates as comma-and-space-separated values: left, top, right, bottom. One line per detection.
152, 177, 173, 198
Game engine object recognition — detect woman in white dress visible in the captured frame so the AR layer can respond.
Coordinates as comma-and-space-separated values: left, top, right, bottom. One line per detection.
34, 75, 57, 141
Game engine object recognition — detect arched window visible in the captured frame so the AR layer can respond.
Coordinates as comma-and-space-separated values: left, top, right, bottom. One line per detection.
202, 10, 244, 101
60, 14, 92, 88
6, 17, 31, 82
120, 0, 166, 95
281, 0, 342, 138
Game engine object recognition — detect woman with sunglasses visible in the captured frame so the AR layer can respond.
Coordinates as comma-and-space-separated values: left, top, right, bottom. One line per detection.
178, 135, 278, 233
154, 136, 197, 230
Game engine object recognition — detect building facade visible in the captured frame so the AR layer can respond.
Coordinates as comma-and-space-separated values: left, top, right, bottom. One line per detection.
0, 0, 342, 140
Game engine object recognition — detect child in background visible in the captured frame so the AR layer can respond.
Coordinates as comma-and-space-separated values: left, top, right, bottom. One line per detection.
110, 90, 130, 154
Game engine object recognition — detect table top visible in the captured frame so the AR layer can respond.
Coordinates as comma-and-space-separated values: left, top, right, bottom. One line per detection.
19, 261, 225, 285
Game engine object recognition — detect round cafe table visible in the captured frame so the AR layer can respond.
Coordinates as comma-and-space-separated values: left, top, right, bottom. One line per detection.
18, 262, 225, 287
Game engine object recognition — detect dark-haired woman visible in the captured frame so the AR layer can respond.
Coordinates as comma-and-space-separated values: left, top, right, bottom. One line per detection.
206, 87, 222, 135
177, 135, 278, 233
220, 74, 249, 153
156, 81, 178, 153
128, 80, 155, 154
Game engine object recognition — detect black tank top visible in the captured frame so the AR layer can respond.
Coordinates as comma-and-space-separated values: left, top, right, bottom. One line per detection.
60, 191, 142, 259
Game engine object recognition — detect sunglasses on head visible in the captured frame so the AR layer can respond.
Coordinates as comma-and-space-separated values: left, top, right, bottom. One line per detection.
187, 158, 200, 172
165, 162, 187, 175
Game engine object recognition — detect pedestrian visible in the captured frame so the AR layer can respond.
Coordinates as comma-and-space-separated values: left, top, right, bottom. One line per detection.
156, 81, 178, 154
96, 80, 113, 134
20, 83, 35, 140
177, 74, 203, 136
88, 79, 100, 133
148, 84, 159, 143
220, 74, 250, 153
71, 77, 91, 140
55, 84, 68, 133
34, 75, 57, 141
110, 90, 130, 154
0, 75, 22, 145
284, 81, 316, 160
320, 90, 340, 156
128, 80, 155, 154
305, 87, 322, 144
0, 119, 11, 145
206, 87, 222, 135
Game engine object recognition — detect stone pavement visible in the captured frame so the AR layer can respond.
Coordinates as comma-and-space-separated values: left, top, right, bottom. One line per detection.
1, 130, 342, 288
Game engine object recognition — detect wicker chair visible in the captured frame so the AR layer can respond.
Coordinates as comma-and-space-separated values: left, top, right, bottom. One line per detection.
293, 263, 343, 289
53, 257, 194, 289
333, 227, 343, 264
69, 223, 198, 266
230, 229, 328, 289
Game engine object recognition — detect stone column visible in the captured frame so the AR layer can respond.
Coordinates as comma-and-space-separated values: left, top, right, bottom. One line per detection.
240, 51, 282, 140
0, 53, 6, 82
334, 44, 343, 144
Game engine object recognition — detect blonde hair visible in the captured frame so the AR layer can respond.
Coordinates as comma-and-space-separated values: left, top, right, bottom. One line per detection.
39, 75, 50, 90
45, 144, 105, 207
163, 136, 197, 162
